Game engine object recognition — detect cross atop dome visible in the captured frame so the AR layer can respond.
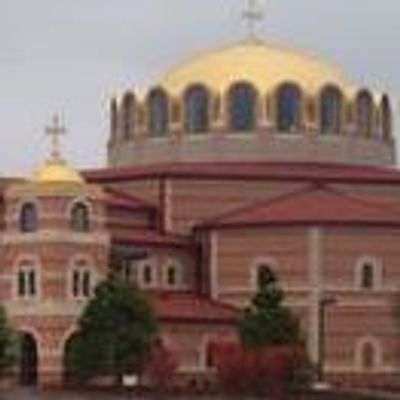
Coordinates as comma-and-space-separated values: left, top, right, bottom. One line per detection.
45, 114, 66, 162
242, 0, 264, 41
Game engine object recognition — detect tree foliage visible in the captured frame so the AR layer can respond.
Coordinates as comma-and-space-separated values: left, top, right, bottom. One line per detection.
0, 305, 17, 377
239, 266, 301, 348
65, 276, 159, 384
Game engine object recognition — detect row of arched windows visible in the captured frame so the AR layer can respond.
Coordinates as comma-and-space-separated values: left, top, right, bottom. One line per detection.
111, 84, 391, 140
255, 259, 381, 291
19, 201, 90, 234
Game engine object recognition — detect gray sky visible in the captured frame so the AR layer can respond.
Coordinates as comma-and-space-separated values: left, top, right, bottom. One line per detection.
0, 0, 398, 176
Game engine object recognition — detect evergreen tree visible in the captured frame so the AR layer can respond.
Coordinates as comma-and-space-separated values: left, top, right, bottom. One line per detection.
0, 305, 16, 377
239, 267, 301, 349
66, 275, 159, 383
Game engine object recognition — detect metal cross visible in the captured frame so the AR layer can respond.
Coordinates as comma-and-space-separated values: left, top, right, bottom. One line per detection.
45, 114, 66, 161
242, 0, 264, 40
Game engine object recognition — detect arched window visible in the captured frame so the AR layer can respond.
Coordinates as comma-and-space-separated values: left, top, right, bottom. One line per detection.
320, 86, 342, 134
110, 99, 118, 140
356, 90, 373, 137
70, 203, 90, 233
122, 92, 135, 139
17, 261, 37, 299
71, 268, 92, 298
148, 88, 169, 137
277, 84, 302, 133
380, 95, 392, 140
255, 263, 278, 291
361, 342, 376, 369
20, 203, 38, 233
165, 264, 180, 287
142, 264, 154, 287
228, 83, 257, 132
185, 85, 209, 133
360, 263, 375, 290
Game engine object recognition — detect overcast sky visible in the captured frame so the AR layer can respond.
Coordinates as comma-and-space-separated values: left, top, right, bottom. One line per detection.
0, 0, 398, 176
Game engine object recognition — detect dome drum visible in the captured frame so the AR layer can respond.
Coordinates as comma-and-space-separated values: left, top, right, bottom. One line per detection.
108, 41, 395, 167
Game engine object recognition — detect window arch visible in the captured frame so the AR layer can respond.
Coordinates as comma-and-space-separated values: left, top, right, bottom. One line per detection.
228, 82, 257, 132
276, 83, 302, 133
69, 258, 94, 299
16, 259, 39, 299
122, 92, 135, 139
185, 85, 209, 133
20, 202, 38, 233
320, 86, 343, 134
355, 257, 381, 290
356, 338, 381, 370
380, 95, 392, 140
70, 202, 90, 233
164, 262, 181, 288
356, 90, 374, 137
139, 261, 156, 288
110, 99, 118, 139
148, 88, 169, 137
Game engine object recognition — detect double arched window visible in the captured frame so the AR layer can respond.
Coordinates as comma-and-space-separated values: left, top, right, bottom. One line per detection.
228, 83, 257, 132
276, 84, 301, 133
70, 202, 90, 233
148, 89, 169, 137
20, 202, 38, 233
320, 86, 342, 134
17, 261, 38, 299
185, 85, 209, 133
122, 92, 135, 139
356, 90, 373, 137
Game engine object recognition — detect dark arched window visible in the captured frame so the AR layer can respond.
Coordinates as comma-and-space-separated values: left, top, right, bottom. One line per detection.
148, 89, 169, 137
320, 86, 342, 134
110, 99, 118, 140
277, 84, 301, 133
356, 90, 373, 137
228, 83, 257, 132
380, 95, 391, 140
360, 263, 375, 290
20, 203, 38, 233
185, 85, 209, 133
256, 264, 277, 290
361, 342, 376, 369
71, 203, 90, 233
122, 92, 135, 139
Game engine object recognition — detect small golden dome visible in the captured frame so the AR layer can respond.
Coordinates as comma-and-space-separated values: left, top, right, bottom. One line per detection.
159, 40, 354, 95
32, 159, 84, 184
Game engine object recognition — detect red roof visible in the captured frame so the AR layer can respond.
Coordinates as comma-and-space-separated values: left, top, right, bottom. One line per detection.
85, 161, 400, 184
112, 229, 194, 248
104, 187, 154, 210
199, 185, 400, 229
148, 291, 239, 323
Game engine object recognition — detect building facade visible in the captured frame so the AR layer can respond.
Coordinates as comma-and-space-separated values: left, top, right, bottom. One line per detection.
1, 37, 400, 388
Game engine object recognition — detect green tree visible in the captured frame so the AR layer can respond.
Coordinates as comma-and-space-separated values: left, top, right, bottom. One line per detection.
0, 305, 17, 377
66, 275, 159, 384
239, 266, 301, 349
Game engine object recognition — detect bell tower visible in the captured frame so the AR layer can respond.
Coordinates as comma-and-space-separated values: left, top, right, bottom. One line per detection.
0, 116, 110, 387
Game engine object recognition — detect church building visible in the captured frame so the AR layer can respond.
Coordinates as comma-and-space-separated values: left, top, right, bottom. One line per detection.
0, 3, 400, 389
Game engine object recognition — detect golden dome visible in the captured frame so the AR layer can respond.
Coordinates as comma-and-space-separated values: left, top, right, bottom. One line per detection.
159, 40, 354, 95
32, 158, 84, 184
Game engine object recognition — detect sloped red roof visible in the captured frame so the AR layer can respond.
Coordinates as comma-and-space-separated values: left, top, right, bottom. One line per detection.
104, 187, 155, 210
112, 229, 193, 248
199, 185, 400, 229
85, 162, 400, 184
148, 291, 239, 323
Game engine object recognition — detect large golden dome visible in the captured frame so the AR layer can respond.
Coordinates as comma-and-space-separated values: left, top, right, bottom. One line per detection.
32, 158, 84, 184
160, 40, 353, 95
